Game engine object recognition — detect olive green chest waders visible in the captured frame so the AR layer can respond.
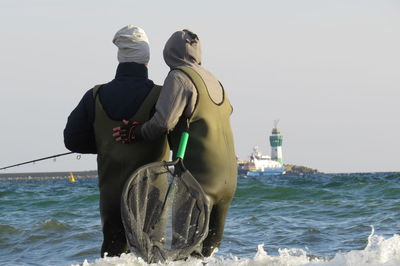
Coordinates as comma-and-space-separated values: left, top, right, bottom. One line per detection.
92, 85, 170, 257
169, 66, 238, 256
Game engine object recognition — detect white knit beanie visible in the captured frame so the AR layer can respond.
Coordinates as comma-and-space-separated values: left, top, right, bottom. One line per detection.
112, 25, 150, 64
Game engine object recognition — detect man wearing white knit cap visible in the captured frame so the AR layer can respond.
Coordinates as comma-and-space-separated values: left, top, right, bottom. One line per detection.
113, 25, 150, 64
64, 25, 169, 257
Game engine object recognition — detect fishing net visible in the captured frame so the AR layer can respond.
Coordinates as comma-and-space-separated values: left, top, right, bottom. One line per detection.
121, 159, 210, 263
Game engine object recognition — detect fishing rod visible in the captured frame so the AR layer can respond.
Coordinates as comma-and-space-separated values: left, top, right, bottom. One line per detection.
0, 152, 78, 171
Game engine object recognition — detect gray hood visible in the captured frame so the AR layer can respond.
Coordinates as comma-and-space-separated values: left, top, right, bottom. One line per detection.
163, 30, 202, 69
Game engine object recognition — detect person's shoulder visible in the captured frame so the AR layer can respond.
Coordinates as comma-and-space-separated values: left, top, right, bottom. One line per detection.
151, 83, 162, 89
80, 84, 104, 104
81, 87, 94, 100
81, 85, 99, 99
167, 69, 194, 86
167, 68, 186, 78
146, 78, 157, 88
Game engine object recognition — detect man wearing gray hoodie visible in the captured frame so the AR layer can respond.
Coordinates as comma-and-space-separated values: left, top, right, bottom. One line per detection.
114, 29, 237, 257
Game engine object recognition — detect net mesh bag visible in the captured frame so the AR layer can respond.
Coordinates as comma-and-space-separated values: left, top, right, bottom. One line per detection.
121, 160, 210, 263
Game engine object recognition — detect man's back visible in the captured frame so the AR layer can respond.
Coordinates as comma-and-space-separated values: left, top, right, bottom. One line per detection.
63, 25, 170, 258
63, 62, 154, 153
99, 63, 155, 120
94, 81, 169, 257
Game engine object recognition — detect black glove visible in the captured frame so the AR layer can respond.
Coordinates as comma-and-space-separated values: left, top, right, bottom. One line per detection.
112, 120, 140, 144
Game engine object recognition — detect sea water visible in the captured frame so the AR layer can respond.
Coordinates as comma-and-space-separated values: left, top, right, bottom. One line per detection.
0, 172, 399, 266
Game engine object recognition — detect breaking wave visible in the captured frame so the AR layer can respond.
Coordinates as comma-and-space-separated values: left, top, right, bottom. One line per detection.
74, 228, 400, 266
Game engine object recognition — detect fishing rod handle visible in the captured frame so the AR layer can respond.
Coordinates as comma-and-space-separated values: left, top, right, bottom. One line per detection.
176, 132, 189, 160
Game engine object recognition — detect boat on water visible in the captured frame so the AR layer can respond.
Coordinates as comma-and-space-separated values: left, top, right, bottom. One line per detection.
238, 120, 285, 177
238, 147, 286, 176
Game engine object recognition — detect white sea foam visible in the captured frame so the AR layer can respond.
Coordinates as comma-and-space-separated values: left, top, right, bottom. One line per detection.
73, 230, 400, 266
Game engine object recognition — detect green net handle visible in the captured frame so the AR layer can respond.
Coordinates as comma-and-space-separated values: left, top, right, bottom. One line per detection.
176, 132, 189, 160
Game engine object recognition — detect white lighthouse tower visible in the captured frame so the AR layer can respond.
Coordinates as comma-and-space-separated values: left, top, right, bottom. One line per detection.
269, 120, 283, 165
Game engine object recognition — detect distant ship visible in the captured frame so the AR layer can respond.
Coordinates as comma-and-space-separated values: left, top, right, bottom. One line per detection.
238, 120, 285, 176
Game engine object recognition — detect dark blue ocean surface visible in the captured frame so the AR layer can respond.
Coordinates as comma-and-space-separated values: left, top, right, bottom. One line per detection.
0, 172, 399, 266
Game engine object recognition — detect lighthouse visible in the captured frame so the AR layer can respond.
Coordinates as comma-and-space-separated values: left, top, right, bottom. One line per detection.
269, 120, 283, 165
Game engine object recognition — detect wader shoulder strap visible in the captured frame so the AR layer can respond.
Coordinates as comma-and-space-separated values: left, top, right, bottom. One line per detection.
132, 85, 162, 121
92, 84, 103, 98
174, 66, 206, 94
172, 66, 206, 123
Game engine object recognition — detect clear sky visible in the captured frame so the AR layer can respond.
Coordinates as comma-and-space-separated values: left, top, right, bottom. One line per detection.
0, 0, 399, 173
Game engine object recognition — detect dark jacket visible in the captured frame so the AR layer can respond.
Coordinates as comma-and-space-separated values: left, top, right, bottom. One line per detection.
64, 62, 154, 154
